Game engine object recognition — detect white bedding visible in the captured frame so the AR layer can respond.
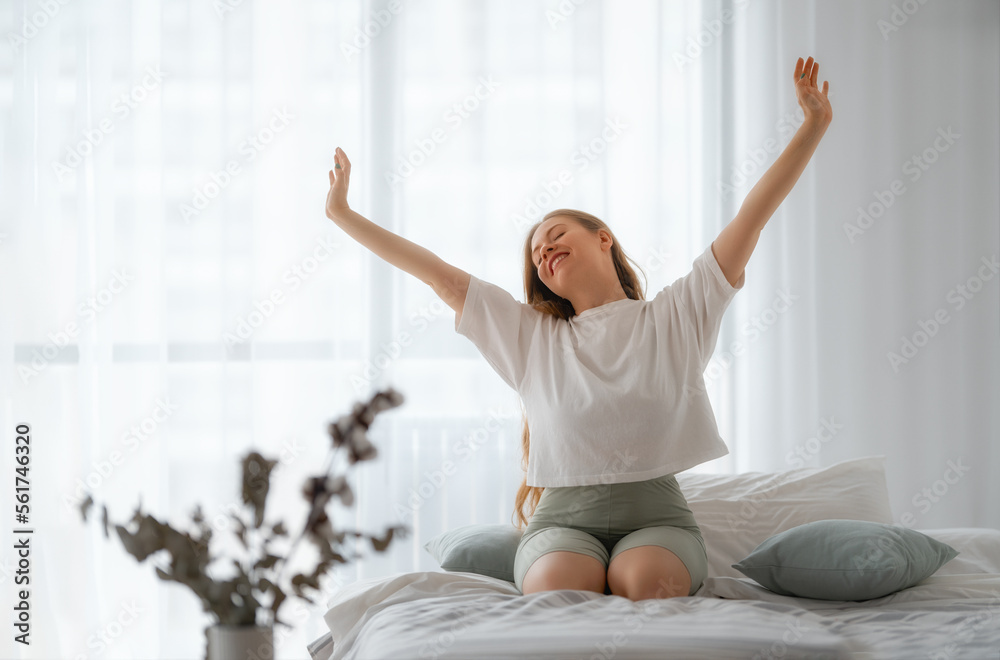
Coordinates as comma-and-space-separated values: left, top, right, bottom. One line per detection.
308, 527, 1000, 660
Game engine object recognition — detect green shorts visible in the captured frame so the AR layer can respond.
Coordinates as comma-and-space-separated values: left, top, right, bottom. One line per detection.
513, 473, 708, 596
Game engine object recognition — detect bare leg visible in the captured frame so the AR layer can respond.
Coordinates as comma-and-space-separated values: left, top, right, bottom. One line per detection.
521, 551, 606, 594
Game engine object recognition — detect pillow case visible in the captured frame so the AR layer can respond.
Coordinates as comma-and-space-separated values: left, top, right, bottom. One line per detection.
731, 518, 959, 600
918, 527, 1000, 575
676, 455, 894, 579
423, 523, 523, 582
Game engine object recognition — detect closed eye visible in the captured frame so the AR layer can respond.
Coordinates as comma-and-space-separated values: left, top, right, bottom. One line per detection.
537, 232, 565, 268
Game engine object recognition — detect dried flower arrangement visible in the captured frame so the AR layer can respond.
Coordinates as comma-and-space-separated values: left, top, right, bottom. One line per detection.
78, 387, 409, 640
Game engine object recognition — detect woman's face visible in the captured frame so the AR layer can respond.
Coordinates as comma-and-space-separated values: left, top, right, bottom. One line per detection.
530, 216, 609, 295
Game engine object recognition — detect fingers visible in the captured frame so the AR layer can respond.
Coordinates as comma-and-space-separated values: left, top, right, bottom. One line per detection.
798, 56, 813, 82
330, 147, 351, 189
334, 146, 352, 177
795, 56, 826, 89
822, 80, 829, 96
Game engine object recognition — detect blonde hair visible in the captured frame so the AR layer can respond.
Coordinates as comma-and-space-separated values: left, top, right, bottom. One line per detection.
511, 209, 648, 529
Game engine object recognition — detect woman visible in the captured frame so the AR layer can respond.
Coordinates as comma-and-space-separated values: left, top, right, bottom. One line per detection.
325, 56, 832, 600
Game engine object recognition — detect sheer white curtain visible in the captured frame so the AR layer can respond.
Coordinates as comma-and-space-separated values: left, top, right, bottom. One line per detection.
1, 0, 997, 658
699, 0, 999, 532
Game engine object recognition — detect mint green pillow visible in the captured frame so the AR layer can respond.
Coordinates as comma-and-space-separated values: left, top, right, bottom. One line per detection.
732, 519, 959, 601
424, 523, 524, 583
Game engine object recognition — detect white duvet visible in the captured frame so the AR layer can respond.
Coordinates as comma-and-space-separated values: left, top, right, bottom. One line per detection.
308, 528, 1000, 660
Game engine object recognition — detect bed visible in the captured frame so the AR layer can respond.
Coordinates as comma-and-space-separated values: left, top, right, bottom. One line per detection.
305, 456, 1000, 659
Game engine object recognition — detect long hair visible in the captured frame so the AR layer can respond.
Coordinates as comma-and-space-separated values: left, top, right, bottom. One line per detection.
511, 209, 648, 530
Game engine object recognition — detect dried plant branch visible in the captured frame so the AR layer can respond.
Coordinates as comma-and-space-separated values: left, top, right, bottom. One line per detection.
79, 388, 409, 632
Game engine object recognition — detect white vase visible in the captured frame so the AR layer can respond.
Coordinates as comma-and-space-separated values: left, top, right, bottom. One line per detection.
205, 624, 275, 660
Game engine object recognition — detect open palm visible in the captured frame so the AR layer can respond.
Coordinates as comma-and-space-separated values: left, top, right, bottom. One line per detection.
794, 56, 832, 127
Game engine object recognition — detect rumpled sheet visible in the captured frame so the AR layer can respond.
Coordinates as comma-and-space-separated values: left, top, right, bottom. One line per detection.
311, 570, 1000, 660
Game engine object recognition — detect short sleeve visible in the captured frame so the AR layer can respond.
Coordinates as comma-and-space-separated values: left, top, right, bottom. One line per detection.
652, 241, 745, 370
455, 274, 542, 391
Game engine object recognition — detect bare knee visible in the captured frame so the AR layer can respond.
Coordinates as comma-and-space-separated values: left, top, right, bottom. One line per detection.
607, 546, 692, 601
521, 551, 606, 595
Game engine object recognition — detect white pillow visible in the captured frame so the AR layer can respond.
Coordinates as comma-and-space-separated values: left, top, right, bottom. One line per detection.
919, 528, 1000, 575
676, 456, 894, 579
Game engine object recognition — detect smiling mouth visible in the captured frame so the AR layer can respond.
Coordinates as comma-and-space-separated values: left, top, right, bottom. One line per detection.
550, 253, 569, 274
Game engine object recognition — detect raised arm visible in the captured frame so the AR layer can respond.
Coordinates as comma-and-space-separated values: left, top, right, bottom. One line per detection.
326, 147, 471, 318
712, 56, 833, 288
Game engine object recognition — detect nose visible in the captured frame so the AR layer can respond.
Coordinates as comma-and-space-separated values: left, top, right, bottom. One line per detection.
541, 246, 555, 270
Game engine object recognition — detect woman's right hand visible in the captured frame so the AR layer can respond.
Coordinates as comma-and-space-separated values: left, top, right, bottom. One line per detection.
326, 146, 351, 220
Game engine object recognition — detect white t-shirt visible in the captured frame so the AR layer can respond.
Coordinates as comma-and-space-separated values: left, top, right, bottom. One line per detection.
455, 242, 745, 487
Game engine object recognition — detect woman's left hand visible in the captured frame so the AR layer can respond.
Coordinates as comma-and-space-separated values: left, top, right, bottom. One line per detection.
795, 56, 832, 128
